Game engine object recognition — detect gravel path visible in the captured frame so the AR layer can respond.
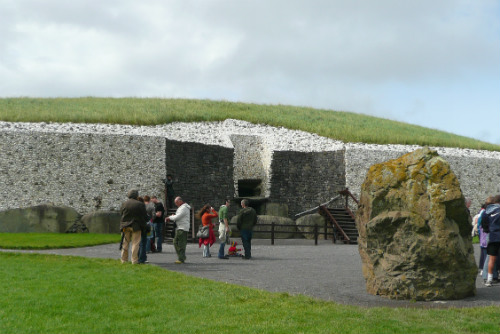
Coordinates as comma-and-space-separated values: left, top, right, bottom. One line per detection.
3, 240, 498, 308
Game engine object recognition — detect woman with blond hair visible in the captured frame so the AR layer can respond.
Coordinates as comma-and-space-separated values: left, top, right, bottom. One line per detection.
196, 204, 218, 257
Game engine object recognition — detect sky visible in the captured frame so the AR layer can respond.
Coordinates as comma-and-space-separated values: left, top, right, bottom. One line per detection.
1, 0, 499, 144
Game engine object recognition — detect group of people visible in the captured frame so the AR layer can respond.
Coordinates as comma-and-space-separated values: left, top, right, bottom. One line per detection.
473, 195, 500, 287
119, 190, 165, 264
194, 198, 257, 260
119, 188, 257, 265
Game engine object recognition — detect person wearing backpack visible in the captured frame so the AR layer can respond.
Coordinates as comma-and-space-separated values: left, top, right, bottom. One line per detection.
482, 195, 500, 287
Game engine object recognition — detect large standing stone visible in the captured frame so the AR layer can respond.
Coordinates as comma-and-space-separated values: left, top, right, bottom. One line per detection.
0, 204, 80, 233
356, 147, 477, 301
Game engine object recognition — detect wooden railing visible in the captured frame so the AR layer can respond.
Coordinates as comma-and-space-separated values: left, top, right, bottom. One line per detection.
339, 188, 359, 209
318, 205, 350, 243
227, 222, 336, 245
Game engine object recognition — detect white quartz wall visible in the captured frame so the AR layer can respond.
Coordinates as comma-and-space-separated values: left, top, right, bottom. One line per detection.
0, 129, 166, 213
1, 120, 499, 217
229, 134, 271, 197
345, 143, 500, 215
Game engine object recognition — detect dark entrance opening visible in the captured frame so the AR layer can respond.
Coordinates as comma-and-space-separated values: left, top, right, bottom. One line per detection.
236, 179, 267, 214
238, 179, 262, 197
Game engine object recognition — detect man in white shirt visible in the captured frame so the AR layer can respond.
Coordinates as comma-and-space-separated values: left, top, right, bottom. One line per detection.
165, 196, 191, 264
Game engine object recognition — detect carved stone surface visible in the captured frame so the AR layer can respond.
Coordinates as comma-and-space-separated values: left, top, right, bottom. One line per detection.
81, 211, 121, 234
0, 204, 80, 233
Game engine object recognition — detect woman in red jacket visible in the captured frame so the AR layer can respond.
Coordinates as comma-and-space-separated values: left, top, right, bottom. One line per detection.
196, 204, 218, 257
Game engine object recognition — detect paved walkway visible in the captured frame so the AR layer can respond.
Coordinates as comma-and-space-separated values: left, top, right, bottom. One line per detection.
3, 240, 499, 308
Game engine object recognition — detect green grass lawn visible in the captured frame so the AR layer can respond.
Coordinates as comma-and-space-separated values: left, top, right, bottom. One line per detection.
1, 97, 499, 151
0, 233, 120, 249
1, 252, 498, 334
0, 234, 498, 333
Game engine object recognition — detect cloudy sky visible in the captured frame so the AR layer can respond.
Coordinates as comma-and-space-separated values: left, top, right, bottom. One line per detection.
1, 0, 499, 144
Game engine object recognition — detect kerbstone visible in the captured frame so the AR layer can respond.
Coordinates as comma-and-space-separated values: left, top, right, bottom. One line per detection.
0, 204, 80, 233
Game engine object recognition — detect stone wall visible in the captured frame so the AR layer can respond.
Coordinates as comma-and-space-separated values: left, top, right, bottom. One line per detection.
345, 143, 500, 215
0, 129, 165, 213
269, 150, 346, 218
229, 134, 272, 197
1, 121, 500, 222
165, 139, 234, 211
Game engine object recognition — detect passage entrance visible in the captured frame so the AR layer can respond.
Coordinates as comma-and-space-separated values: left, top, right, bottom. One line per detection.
237, 179, 262, 197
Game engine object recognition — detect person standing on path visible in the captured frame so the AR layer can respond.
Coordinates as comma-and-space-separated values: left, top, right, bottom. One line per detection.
151, 196, 165, 253
120, 189, 147, 264
137, 196, 149, 264
236, 199, 257, 260
482, 195, 500, 287
196, 204, 218, 258
218, 199, 231, 259
143, 195, 156, 253
165, 196, 191, 264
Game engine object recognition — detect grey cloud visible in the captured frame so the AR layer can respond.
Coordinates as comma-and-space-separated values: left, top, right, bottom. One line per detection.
0, 0, 498, 144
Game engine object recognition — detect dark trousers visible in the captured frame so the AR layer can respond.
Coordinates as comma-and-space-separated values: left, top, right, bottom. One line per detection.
240, 229, 253, 259
154, 222, 163, 252
139, 231, 147, 263
479, 247, 487, 269
167, 196, 175, 209
174, 229, 188, 262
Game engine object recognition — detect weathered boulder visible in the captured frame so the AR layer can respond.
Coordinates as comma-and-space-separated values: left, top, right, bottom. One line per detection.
296, 213, 326, 239
356, 147, 477, 301
264, 203, 289, 217
255, 215, 296, 238
0, 204, 80, 233
230, 215, 296, 238
81, 211, 121, 234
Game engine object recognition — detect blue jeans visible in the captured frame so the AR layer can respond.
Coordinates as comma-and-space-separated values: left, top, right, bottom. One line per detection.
154, 222, 163, 252
146, 236, 153, 252
218, 242, 226, 258
240, 229, 253, 259
139, 231, 148, 263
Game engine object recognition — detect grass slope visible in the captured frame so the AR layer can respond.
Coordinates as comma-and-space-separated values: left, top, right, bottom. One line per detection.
1, 97, 498, 151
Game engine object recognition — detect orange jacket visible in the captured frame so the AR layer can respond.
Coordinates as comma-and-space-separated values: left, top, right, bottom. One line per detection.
201, 210, 218, 226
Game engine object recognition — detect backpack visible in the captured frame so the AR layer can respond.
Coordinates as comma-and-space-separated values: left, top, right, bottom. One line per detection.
482, 211, 491, 234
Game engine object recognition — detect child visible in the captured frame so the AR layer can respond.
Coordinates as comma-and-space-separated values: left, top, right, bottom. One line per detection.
228, 241, 242, 257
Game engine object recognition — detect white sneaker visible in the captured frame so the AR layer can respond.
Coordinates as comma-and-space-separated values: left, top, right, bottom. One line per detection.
479, 270, 483, 276
485, 280, 493, 287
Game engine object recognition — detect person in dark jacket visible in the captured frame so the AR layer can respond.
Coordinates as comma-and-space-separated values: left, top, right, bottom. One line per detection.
482, 195, 500, 287
151, 196, 165, 253
120, 189, 147, 264
236, 199, 257, 260
164, 174, 175, 209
